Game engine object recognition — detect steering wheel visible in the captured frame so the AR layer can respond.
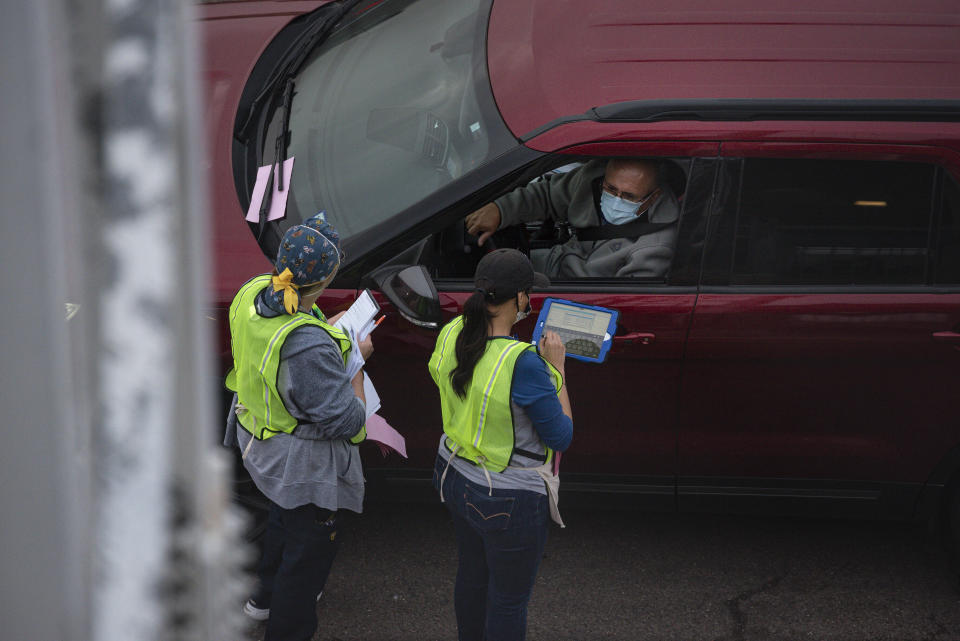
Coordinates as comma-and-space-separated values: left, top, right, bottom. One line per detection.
463, 221, 529, 256
435, 220, 531, 279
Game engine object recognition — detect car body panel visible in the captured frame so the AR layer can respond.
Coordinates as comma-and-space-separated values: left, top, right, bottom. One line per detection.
680, 292, 960, 483
362, 287, 699, 476
362, 286, 696, 510
679, 141, 960, 515
487, 0, 960, 139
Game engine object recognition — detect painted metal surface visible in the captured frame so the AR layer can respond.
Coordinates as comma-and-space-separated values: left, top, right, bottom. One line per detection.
680, 293, 960, 484
364, 289, 696, 476
487, 0, 960, 139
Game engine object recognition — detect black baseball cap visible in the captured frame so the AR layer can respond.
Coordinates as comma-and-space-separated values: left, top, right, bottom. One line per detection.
474, 248, 550, 301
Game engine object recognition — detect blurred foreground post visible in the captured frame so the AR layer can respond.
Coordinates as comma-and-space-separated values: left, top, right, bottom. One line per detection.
0, 2, 246, 640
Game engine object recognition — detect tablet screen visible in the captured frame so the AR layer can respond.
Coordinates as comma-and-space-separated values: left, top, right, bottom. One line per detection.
542, 302, 612, 359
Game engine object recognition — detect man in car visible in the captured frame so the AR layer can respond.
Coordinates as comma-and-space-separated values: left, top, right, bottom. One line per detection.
465, 158, 680, 279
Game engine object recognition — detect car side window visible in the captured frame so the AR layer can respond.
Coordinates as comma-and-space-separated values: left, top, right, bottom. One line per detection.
936, 172, 960, 284
438, 156, 694, 284
730, 159, 942, 286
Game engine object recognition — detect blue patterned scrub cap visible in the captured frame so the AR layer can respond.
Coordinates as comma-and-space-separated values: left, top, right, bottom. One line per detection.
267, 211, 343, 314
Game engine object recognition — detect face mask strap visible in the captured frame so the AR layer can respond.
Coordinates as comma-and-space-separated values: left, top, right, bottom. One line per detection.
514, 290, 532, 323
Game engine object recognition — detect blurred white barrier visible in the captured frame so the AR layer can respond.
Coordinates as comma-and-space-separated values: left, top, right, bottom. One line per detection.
0, 2, 247, 640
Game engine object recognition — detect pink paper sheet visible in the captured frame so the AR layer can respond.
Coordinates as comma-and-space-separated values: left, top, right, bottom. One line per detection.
365, 413, 407, 459
245, 157, 295, 223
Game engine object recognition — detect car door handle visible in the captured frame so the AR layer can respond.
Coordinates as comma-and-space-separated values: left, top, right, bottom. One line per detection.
614, 332, 656, 345
932, 331, 960, 344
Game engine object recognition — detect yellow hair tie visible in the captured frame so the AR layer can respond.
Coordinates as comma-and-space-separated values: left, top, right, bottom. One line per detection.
272, 268, 300, 314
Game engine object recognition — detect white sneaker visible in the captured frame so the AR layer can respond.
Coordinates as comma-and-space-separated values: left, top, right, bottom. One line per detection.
243, 599, 269, 622
242, 592, 323, 622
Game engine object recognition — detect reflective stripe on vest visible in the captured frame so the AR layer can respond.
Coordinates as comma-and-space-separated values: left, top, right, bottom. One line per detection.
428, 315, 562, 472
225, 274, 352, 440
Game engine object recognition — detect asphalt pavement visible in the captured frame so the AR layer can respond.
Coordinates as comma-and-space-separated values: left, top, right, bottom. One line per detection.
240, 501, 960, 641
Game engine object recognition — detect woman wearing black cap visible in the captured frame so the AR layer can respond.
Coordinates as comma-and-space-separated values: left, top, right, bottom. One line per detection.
429, 248, 573, 641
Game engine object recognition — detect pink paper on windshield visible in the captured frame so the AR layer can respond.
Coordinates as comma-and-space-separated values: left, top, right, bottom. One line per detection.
245, 157, 295, 223
365, 413, 407, 459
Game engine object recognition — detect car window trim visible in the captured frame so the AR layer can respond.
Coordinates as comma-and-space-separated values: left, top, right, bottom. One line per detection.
434, 279, 699, 295
520, 99, 960, 143
339, 145, 544, 288
349, 150, 718, 291
428, 153, 715, 290
699, 284, 960, 295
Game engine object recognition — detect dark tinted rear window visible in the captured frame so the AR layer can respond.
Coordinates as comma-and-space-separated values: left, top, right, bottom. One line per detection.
937, 173, 960, 284
731, 159, 937, 286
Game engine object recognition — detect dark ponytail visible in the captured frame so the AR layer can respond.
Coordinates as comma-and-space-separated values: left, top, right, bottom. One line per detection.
450, 291, 496, 398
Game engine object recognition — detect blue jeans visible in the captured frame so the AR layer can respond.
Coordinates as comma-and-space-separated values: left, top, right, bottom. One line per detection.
433, 454, 550, 641
254, 502, 339, 641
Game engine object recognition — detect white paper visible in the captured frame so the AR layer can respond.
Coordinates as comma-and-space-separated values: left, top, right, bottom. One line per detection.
343, 328, 365, 380
358, 318, 379, 342
362, 372, 381, 419
333, 290, 379, 338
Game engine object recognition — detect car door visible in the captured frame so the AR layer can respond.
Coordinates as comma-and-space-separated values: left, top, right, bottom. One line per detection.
678, 144, 960, 519
365, 144, 718, 508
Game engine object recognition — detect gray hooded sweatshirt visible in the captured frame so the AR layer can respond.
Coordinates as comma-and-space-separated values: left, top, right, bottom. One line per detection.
494, 159, 680, 279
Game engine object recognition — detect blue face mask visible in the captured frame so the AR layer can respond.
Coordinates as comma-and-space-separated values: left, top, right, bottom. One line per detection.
600, 190, 641, 225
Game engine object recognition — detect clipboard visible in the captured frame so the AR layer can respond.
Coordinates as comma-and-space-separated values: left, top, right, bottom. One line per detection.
333, 289, 381, 339
531, 298, 618, 364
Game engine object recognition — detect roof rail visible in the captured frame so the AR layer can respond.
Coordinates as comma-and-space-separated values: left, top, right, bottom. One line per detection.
521, 99, 960, 142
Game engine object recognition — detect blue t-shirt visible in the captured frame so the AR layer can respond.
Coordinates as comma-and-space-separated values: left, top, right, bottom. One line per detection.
509, 347, 573, 452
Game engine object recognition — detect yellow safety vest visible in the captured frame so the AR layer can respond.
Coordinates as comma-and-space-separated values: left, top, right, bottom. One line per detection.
225, 274, 362, 441
428, 315, 562, 472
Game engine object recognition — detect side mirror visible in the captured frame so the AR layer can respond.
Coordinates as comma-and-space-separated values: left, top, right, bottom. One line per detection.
371, 265, 441, 329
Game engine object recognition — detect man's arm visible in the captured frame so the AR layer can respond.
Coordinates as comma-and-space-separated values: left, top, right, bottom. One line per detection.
464, 202, 502, 247
464, 178, 562, 246
464, 161, 604, 244
494, 173, 570, 227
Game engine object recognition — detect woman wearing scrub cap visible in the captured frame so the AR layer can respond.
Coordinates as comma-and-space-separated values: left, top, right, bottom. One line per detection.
223, 212, 372, 641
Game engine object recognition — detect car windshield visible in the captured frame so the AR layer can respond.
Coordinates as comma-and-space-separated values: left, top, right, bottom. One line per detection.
261, 0, 514, 244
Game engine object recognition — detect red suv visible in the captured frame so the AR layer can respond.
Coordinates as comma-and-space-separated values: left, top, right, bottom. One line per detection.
200, 0, 960, 550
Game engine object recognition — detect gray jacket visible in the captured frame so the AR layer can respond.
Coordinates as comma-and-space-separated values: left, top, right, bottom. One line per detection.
224, 293, 366, 513
494, 160, 680, 279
